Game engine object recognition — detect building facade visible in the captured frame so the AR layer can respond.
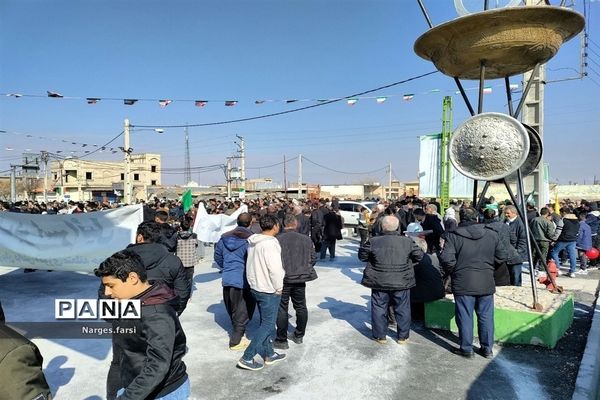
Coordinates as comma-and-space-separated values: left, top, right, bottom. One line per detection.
50, 153, 161, 202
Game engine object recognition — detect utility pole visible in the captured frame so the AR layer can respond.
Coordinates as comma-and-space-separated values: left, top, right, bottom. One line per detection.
184, 126, 191, 186
283, 155, 287, 197
226, 158, 232, 198
440, 96, 452, 210
123, 119, 132, 204
236, 135, 246, 198
40, 151, 49, 203
524, 0, 546, 207
388, 162, 392, 201
298, 154, 303, 199
10, 165, 17, 203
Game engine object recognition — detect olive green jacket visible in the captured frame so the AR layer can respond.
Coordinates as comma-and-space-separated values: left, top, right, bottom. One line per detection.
0, 324, 52, 400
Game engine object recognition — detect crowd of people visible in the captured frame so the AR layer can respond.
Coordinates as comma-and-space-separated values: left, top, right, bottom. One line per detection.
1, 193, 599, 399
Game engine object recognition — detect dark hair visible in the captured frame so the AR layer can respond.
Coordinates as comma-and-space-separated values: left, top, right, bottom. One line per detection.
259, 214, 279, 231
180, 217, 191, 231
237, 212, 252, 228
540, 207, 550, 216
483, 208, 496, 220
559, 207, 571, 215
413, 208, 425, 217
155, 210, 169, 223
577, 210, 588, 220
283, 213, 297, 228
94, 250, 146, 282
136, 221, 161, 243
462, 207, 478, 222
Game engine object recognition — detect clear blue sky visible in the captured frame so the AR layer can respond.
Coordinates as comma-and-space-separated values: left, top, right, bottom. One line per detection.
1, 0, 599, 186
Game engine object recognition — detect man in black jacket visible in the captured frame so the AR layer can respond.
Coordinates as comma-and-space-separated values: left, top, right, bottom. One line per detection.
358, 215, 424, 344
551, 207, 580, 277
104, 221, 190, 400
155, 210, 178, 253
274, 214, 318, 349
504, 205, 527, 286
440, 208, 507, 358
95, 251, 190, 400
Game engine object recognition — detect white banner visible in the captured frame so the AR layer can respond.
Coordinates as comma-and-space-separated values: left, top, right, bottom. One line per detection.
0, 205, 143, 272
418, 134, 474, 199
192, 202, 248, 243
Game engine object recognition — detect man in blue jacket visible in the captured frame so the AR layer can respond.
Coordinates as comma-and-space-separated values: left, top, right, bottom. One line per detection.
576, 210, 593, 274
214, 212, 256, 350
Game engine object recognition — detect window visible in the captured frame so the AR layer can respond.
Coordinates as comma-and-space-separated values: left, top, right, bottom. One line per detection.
134, 173, 140, 181
53, 173, 58, 180
151, 165, 157, 173
339, 203, 354, 212
151, 180, 157, 186
120, 173, 124, 180
86, 172, 92, 180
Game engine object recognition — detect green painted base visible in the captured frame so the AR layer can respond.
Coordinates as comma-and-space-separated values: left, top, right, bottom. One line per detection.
424, 294, 574, 349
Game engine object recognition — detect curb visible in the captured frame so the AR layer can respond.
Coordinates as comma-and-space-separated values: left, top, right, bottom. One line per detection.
572, 281, 600, 400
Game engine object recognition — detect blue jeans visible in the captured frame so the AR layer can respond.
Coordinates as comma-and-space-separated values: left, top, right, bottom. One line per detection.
551, 241, 577, 273
508, 263, 522, 286
371, 289, 411, 340
242, 289, 281, 361
117, 377, 190, 399
454, 294, 494, 353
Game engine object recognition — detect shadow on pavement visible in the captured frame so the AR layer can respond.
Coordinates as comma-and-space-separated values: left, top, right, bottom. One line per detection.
44, 355, 75, 397
318, 295, 372, 339
194, 271, 221, 284
206, 301, 231, 334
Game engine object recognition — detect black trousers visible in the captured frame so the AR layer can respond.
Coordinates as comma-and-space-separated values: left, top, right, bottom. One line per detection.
358, 228, 369, 247
320, 238, 337, 259
223, 286, 256, 346
106, 339, 122, 400
276, 283, 308, 342
184, 266, 195, 298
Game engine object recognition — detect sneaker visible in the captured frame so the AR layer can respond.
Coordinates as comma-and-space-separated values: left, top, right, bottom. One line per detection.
237, 358, 264, 371
576, 269, 589, 275
290, 334, 303, 345
556, 269, 563, 276
373, 338, 388, 344
397, 338, 409, 345
565, 272, 577, 278
451, 348, 474, 358
273, 340, 289, 350
264, 352, 287, 365
229, 337, 250, 351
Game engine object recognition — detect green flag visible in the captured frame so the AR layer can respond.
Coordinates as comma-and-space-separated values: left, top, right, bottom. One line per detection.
181, 189, 193, 213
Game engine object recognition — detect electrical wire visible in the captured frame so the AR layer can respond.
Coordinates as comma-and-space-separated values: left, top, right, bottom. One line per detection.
246, 157, 298, 170
302, 156, 387, 175
77, 131, 124, 159
131, 71, 439, 129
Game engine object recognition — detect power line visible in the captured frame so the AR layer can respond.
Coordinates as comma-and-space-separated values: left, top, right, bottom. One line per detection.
77, 131, 124, 159
246, 157, 298, 170
131, 71, 439, 129
302, 156, 387, 175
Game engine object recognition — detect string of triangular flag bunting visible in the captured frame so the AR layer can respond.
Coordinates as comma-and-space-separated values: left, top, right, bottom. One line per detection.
2, 83, 520, 108
0, 129, 121, 154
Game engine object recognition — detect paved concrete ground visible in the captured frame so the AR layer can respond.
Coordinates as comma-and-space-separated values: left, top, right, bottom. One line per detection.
1, 239, 598, 400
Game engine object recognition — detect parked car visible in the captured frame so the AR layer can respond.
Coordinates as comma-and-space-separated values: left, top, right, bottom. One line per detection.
338, 201, 377, 226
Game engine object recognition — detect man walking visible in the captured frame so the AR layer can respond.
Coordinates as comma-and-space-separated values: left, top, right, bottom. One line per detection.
530, 207, 555, 271
274, 214, 318, 350
214, 212, 256, 350
358, 215, 424, 344
440, 208, 507, 358
551, 207, 580, 277
237, 215, 286, 371
321, 204, 343, 260
504, 205, 527, 286
95, 251, 190, 399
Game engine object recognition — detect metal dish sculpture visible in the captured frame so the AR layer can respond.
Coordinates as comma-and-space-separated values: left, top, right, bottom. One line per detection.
449, 112, 530, 181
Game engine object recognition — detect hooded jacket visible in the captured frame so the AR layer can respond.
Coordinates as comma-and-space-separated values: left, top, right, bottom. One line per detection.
126, 242, 190, 314
115, 284, 187, 400
246, 234, 285, 294
157, 222, 178, 253
214, 226, 254, 288
358, 231, 424, 290
440, 222, 507, 296
277, 229, 318, 284
558, 214, 579, 242
505, 216, 527, 264
586, 212, 600, 235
